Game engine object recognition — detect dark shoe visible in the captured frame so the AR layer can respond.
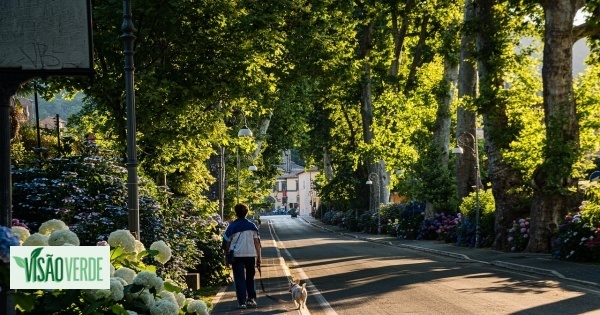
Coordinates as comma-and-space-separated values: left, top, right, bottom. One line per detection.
238, 304, 247, 309
246, 299, 257, 308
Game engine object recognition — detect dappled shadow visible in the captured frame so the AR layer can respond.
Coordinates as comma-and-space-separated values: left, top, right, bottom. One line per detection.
266, 218, 600, 314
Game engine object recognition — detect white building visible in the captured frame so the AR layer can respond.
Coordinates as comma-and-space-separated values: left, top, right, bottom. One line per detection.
270, 151, 320, 216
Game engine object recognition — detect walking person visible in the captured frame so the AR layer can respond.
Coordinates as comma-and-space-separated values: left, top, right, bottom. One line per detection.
225, 203, 262, 309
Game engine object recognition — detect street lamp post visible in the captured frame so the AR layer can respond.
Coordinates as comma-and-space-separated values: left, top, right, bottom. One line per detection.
234, 109, 253, 204
452, 131, 481, 247
122, 0, 140, 240
366, 173, 381, 234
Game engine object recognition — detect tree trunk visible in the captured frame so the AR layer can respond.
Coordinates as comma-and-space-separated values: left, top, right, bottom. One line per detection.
252, 111, 273, 160
433, 59, 458, 166
404, 15, 430, 95
526, 1, 581, 253
475, 0, 528, 250
456, 0, 478, 202
378, 160, 390, 206
389, 0, 415, 80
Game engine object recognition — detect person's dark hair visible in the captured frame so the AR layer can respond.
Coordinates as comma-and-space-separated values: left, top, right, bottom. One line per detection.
234, 203, 249, 218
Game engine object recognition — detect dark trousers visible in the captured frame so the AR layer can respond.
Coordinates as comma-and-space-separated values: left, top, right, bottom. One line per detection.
232, 256, 257, 304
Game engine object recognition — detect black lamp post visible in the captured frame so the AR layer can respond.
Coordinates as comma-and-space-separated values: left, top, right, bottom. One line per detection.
122, 0, 139, 240
452, 131, 480, 247
366, 173, 381, 234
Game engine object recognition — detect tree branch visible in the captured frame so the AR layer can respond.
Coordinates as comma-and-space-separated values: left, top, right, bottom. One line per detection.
572, 22, 600, 43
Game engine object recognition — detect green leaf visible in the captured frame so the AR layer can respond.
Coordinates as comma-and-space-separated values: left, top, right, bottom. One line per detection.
139, 264, 156, 273
163, 281, 182, 293
82, 300, 102, 315
110, 304, 128, 315
110, 247, 124, 261
12, 292, 36, 312
128, 284, 145, 294
13, 256, 26, 269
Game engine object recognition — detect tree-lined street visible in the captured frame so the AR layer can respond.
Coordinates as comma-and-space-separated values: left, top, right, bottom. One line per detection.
258, 216, 600, 315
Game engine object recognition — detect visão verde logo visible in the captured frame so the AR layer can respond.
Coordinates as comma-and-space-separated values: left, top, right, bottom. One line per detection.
10, 246, 110, 289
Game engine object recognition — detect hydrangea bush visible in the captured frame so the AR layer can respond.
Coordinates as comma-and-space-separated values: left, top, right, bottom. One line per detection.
10, 220, 210, 315
506, 218, 530, 252
392, 202, 425, 240
11, 145, 228, 288
551, 213, 600, 262
418, 213, 460, 243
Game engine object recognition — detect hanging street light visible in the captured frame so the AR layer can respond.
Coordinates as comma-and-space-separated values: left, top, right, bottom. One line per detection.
234, 109, 253, 204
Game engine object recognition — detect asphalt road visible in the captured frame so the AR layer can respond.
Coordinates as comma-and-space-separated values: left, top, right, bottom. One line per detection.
266, 215, 600, 315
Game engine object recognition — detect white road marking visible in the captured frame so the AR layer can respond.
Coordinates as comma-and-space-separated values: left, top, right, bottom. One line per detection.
268, 220, 338, 315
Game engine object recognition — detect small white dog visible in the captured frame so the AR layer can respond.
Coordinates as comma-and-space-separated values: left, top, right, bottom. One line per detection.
289, 280, 308, 309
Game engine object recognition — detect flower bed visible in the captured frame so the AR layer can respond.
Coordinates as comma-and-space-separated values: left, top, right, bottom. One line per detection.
2, 219, 210, 315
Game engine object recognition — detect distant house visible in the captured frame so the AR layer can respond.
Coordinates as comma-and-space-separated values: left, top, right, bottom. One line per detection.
40, 116, 67, 130
270, 150, 320, 216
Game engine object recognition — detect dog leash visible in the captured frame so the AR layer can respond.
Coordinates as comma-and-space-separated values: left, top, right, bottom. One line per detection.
257, 264, 288, 303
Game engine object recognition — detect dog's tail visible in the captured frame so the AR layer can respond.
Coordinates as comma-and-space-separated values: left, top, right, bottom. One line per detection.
302, 283, 307, 289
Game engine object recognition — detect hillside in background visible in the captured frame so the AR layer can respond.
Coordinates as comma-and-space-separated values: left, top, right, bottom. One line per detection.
29, 92, 84, 123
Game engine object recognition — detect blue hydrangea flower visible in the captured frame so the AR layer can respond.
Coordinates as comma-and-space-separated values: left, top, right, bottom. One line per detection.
0, 226, 21, 263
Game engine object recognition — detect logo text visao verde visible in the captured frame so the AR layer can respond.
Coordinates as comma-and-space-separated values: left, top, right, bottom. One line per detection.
13, 247, 105, 282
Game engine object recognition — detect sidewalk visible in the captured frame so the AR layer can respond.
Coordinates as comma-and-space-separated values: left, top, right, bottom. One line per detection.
302, 216, 600, 288
210, 221, 307, 315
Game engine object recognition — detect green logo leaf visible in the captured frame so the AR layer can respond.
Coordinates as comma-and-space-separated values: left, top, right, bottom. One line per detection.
31, 247, 43, 260
13, 256, 26, 269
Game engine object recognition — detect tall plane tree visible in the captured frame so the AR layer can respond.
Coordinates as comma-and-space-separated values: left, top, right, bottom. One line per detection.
527, 0, 600, 252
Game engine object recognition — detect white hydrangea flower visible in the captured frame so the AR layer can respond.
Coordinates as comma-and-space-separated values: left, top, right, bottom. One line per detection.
150, 299, 179, 315
114, 277, 128, 286
108, 230, 137, 253
11, 226, 30, 243
150, 241, 172, 264
133, 271, 164, 293
38, 219, 69, 235
175, 293, 186, 308
22, 233, 49, 246
135, 240, 146, 253
48, 230, 80, 246
138, 291, 155, 308
114, 267, 136, 284
158, 291, 178, 307
109, 277, 124, 301
110, 264, 115, 277
127, 311, 138, 315
187, 299, 209, 315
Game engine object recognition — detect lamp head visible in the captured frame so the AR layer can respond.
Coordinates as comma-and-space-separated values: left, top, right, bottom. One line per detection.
395, 169, 404, 175
366, 179, 373, 185
451, 146, 464, 154
238, 125, 253, 137
248, 165, 258, 171
590, 171, 600, 182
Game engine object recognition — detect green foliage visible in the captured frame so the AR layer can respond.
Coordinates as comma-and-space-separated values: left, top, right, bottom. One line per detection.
580, 183, 600, 227
574, 64, 600, 178
458, 189, 496, 246
11, 142, 225, 286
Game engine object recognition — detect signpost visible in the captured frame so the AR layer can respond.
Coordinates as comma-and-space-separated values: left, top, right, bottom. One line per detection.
0, 1, 94, 313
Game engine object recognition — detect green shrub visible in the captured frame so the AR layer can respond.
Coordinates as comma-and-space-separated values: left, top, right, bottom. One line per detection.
580, 184, 600, 227
458, 189, 495, 247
